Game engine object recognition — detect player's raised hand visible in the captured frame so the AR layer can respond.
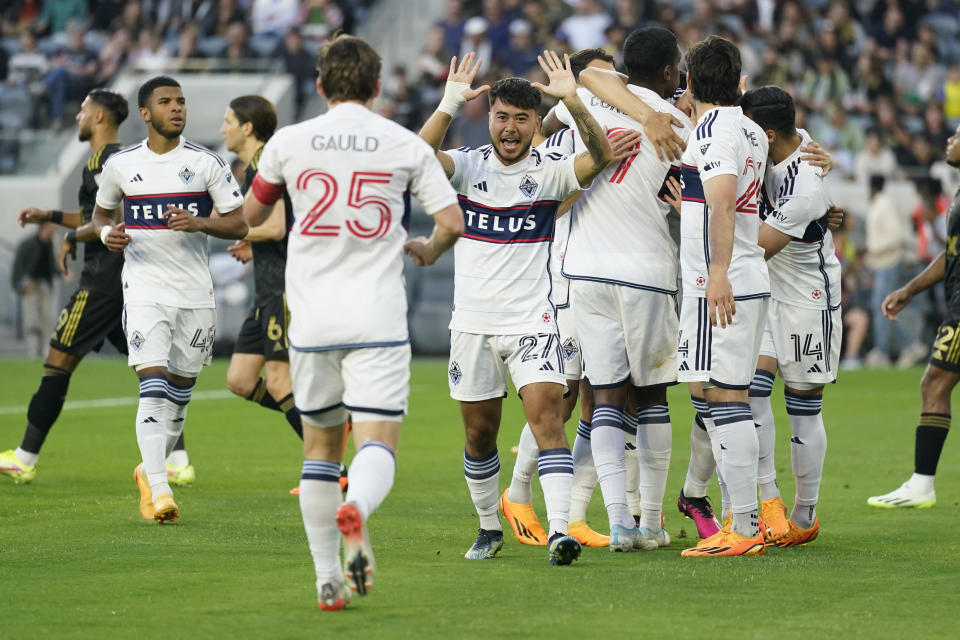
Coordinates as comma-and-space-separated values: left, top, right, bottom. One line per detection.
403, 236, 437, 267
17, 207, 50, 227
448, 52, 491, 102
825, 204, 844, 230
706, 268, 736, 328
800, 141, 834, 177
58, 232, 77, 276
644, 112, 685, 162
882, 287, 914, 322
608, 129, 642, 163
228, 239, 253, 263
532, 51, 577, 101
662, 176, 682, 211
104, 223, 130, 252
164, 205, 205, 232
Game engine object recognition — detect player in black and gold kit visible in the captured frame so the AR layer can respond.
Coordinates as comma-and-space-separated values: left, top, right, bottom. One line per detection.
868, 122, 960, 509
221, 96, 304, 444
1, 90, 128, 483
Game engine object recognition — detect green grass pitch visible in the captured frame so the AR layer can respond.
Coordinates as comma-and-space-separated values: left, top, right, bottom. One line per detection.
1, 357, 959, 639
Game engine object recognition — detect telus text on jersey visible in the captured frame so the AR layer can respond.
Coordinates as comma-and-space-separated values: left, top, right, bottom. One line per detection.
129, 202, 202, 218
311, 135, 379, 152
464, 209, 538, 232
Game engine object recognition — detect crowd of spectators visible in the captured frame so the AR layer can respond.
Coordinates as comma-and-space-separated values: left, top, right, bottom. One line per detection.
3, 0, 960, 367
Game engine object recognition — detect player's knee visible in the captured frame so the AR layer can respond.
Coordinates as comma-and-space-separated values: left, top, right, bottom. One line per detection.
920, 366, 954, 404
43, 348, 80, 374
226, 369, 258, 398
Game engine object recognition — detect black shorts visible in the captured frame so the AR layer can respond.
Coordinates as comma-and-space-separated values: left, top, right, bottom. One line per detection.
233, 295, 289, 362
49, 288, 128, 356
930, 318, 960, 373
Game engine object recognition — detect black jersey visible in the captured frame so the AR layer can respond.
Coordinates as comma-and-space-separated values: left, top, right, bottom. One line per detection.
242, 146, 293, 304
944, 188, 960, 317
78, 142, 124, 296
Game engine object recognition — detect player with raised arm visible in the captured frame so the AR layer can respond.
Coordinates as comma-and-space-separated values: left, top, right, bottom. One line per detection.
244, 35, 463, 611
867, 122, 960, 510
91, 76, 248, 524
220, 96, 306, 446
673, 36, 770, 558
0, 90, 134, 484
420, 50, 639, 565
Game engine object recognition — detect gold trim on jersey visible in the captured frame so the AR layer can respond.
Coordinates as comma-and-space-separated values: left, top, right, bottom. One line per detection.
59, 290, 89, 346
249, 145, 264, 172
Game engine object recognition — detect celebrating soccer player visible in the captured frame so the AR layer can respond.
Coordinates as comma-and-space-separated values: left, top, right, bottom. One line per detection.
244, 35, 463, 611
420, 50, 640, 565
91, 76, 249, 525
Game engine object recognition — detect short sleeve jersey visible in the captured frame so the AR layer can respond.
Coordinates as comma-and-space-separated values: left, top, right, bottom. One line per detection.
241, 146, 294, 305
78, 142, 124, 296
760, 130, 841, 309
254, 102, 458, 350
555, 85, 693, 293
95, 137, 244, 308
447, 142, 583, 334
541, 129, 576, 308
680, 106, 770, 299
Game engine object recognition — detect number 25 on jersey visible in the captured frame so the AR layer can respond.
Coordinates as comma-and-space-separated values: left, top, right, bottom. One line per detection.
297, 170, 394, 239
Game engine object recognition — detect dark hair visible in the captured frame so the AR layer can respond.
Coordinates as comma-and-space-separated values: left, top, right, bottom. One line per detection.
229, 95, 277, 142
138, 75, 181, 108
316, 34, 381, 103
569, 48, 614, 80
685, 35, 741, 106
488, 77, 541, 111
87, 88, 129, 126
740, 86, 795, 137
623, 27, 678, 85
869, 174, 886, 193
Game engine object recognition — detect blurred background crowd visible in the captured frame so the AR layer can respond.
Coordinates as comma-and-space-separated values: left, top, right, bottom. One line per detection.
3, 0, 960, 367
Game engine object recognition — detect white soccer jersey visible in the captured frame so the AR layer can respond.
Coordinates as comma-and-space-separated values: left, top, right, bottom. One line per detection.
761, 130, 841, 309
680, 106, 769, 299
541, 129, 576, 308
448, 143, 583, 335
96, 137, 243, 308
255, 102, 458, 350
554, 85, 692, 292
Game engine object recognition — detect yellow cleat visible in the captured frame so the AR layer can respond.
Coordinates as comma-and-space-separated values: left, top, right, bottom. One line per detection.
773, 517, 819, 548
153, 493, 179, 524
166, 463, 196, 487
567, 520, 610, 547
0, 449, 36, 484
680, 527, 765, 557
134, 463, 154, 520
760, 497, 790, 543
499, 489, 547, 546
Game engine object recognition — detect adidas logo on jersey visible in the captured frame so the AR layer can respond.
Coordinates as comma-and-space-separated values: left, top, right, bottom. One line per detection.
538, 361, 555, 371
473, 181, 488, 192
679, 362, 690, 371
807, 363, 823, 373
130, 173, 144, 183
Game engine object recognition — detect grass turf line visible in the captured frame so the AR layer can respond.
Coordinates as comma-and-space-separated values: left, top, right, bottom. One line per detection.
1, 358, 958, 639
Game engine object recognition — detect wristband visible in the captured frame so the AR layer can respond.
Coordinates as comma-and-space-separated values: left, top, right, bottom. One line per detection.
50, 210, 63, 224
65, 230, 77, 244
437, 80, 472, 116
100, 225, 113, 245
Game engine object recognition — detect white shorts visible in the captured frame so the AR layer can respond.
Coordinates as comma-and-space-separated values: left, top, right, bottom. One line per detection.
760, 300, 841, 386
556, 306, 582, 381
448, 331, 566, 401
571, 280, 678, 388
290, 344, 411, 427
124, 302, 215, 377
677, 296, 769, 389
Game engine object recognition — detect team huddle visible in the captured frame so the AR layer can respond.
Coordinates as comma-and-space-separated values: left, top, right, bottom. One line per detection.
9, 25, 958, 612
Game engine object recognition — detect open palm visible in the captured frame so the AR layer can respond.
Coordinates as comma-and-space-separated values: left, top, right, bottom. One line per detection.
448, 52, 490, 102
532, 50, 577, 100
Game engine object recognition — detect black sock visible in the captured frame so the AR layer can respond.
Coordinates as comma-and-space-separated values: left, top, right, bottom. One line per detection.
20, 368, 71, 454
277, 393, 303, 440
172, 431, 185, 452
247, 378, 281, 412
915, 413, 950, 475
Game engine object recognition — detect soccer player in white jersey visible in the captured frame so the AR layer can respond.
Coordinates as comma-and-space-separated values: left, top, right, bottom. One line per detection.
91, 76, 248, 524
244, 35, 463, 611
736, 87, 840, 547
420, 51, 637, 565
673, 37, 770, 558
552, 27, 693, 552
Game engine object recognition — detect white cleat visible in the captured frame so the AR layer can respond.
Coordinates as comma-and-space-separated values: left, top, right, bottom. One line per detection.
867, 481, 936, 509
639, 526, 671, 548
609, 524, 658, 552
